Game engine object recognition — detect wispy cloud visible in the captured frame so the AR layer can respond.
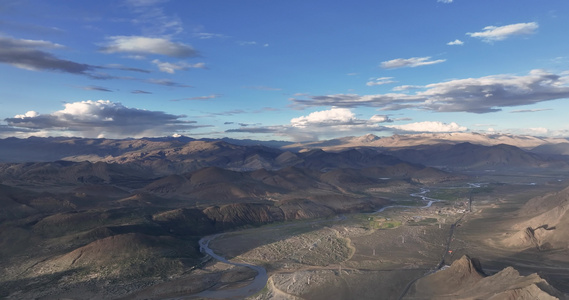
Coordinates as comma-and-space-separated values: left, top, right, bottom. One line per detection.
380, 56, 446, 69
467, 22, 538, 42
132, 90, 152, 94
5, 100, 205, 138
124, 0, 183, 36
238, 41, 257, 46
510, 108, 552, 113
437, 0, 453, 3
82, 85, 113, 92
145, 78, 192, 87
366, 77, 396, 86
104, 63, 151, 73
171, 94, 221, 101
152, 59, 206, 73
291, 69, 569, 114
194, 32, 227, 39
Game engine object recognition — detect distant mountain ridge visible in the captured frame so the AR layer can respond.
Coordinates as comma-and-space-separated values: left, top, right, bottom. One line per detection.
1, 133, 567, 164
285, 132, 568, 151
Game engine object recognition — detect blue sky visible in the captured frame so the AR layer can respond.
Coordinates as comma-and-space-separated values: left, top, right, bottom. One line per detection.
1, 0, 569, 141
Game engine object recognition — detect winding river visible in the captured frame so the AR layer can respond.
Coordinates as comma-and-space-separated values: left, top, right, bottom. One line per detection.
193, 234, 269, 299
374, 188, 439, 213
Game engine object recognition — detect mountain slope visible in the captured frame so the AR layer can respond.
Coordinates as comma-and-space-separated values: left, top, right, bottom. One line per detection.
406, 255, 563, 299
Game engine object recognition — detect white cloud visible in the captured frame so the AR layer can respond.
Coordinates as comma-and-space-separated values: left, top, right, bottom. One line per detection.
5, 100, 204, 138
291, 108, 357, 128
152, 59, 206, 73
447, 39, 464, 46
370, 115, 390, 122
101, 36, 198, 58
14, 111, 39, 119
386, 121, 467, 133
366, 77, 396, 86
381, 56, 446, 69
292, 69, 569, 114
467, 22, 538, 42
437, 0, 453, 3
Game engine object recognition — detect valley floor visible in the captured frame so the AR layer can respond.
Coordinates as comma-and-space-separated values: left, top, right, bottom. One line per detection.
124, 176, 569, 300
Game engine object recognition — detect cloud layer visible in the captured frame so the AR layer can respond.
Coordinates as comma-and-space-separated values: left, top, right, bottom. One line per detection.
292, 70, 569, 113
5, 100, 202, 138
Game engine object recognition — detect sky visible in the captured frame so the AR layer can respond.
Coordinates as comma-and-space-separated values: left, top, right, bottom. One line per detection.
1, 0, 569, 141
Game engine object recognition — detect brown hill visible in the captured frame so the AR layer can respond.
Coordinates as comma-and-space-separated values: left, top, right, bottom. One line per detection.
406, 255, 563, 299
38, 233, 198, 280
0, 184, 40, 222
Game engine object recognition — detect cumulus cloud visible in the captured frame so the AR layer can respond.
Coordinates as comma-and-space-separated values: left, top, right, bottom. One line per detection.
0, 36, 94, 74
386, 121, 467, 133
447, 39, 464, 46
101, 36, 198, 58
467, 22, 538, 42
152, 59, 206, 73
292, 69, 569, 114
381, 56, 446, 69
366, 77, 396, 86
227, 108, 391, 141
4, 100, 204, 138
